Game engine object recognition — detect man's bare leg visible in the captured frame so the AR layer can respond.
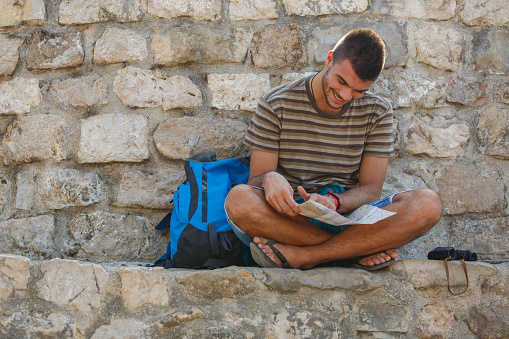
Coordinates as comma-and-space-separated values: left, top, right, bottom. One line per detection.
226, 186, 442, 269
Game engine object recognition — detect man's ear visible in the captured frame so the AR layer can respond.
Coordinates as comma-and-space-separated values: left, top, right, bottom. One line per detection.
325, 51, 334, 67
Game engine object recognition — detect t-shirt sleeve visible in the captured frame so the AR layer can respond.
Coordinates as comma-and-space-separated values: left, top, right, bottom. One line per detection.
362, 100, 394, 157
243, 97, 281, 154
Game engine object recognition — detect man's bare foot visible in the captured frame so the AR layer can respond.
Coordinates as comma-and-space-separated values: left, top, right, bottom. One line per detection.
253, 237, 316, 269
356, 249, 399, 267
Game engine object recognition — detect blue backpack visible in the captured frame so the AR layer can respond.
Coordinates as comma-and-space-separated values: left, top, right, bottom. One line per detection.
154, 153, 250, 269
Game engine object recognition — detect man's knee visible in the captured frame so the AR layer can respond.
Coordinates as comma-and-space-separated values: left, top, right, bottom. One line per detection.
225, 184, 253, 220
395, 188, 442, 232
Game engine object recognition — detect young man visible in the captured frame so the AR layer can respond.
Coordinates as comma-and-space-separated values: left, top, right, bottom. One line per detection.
224, 28, 442, 270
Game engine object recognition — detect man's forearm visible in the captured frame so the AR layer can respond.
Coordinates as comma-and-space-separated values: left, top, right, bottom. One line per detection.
336, 184, 382, 213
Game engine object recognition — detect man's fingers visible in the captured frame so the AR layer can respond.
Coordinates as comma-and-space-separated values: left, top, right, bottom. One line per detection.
297, 186, 310, 201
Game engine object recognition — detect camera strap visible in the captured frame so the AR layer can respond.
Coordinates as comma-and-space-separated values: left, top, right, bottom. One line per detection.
443, 257, 469, 295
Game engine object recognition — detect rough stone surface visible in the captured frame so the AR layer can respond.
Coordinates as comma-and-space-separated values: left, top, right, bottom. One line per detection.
90, 319, 150, 339
0, 34, 23, 76
93, 27, 148, 64
0, 0, 46, 27
372, 0, 456, 20
473, 29, 509, 75
414, 25, 465, 72
37, 168, 103, 209
0, 77, 41, 114
477, 107, 509, 159
153, 117, 248, 160
66, 212, 162, 262
282, 0, 368, 16
147, 0, 221, 21
59, 0, 142, 25
0, 254, 29, 300
446, 77, 488, 106
419, 305, 455, 338
0, 175, 9, 211
49, 74, 108, 107
25, 30, 84, 70
494, 82, 509, 104
251, 24, 307, 69
35, 259, 109, 316
152, 26, 250, 66
117, 266, 171, 310
113, 67, 202, 110
405, 120, 470, 158
356, 303, 410, 332
0, 215, 55, 258
78, 113, 149, 163
460, 0, 509, 27
308, 22, 408, 67
208, 73, 271, 111
436, 161, 505, 214
115, 170, 185, 209
0, 114, 66, 165
15, 171, 35, 211
229, 0, 278, 21
0, 313, 81, 339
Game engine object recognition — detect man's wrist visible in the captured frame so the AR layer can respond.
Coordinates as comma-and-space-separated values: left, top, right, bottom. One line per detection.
326, 191, 342, 212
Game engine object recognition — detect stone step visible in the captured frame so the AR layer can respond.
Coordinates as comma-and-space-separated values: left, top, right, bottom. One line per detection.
1, 255, 508, 338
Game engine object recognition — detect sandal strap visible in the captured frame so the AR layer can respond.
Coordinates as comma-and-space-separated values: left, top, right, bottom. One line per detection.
266, 240, 291, 269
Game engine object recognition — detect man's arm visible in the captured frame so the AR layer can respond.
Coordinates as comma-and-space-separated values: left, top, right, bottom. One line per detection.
335, 156, 389, 213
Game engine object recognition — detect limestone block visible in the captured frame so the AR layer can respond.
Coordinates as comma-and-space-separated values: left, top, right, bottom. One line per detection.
473, 29, 509, 75
0, 0, 46, 27
114, 170, 185, 209
78, 113, 149, 163
308, 22, 408, 67
0, 78, 41, 114
419, 305, 455, 339
49, 74, 108, 107
15, 171, 35, 211
0, 215, 55, 257
355, 303, 410, 332
152, 26, 250, 66
229, 0, 278, 21
267, 309, 340, 338
382, 170, 428, 197
35, 259, 109, 316
436, 161, 505, 214
372, 72, 444, 108
451, 217, 509, 259
208, 73, 271, 111
0, 34, 23, 76
147, 0, 221, 20
90, 319, 150, 339
494, 82, 509, 104
93, 27, 148, 64
113, 67, 202, 110
460, 0, 509, 27
467, 305, 509, 338
477, 107, 509, 159
67, 212, 161, 262
153, 117, 247, 160
372, 0, 455, 20
25, 30, 84, 70
38, 168, 103, 209
405, 120, 469, 158
59, 0, 142, 25
264, 267, 384, 292
0, 313, 82, 339
251, 24, 307, 68
161, 307, 205, 328
175, 268, 255, 300
0, 175, 8, 210
281, 0, 368, 16
414, 25, 464, 72
281, 72, 316, 85
446, 77, 488, 106
117, 266, 170, 310
0, 254, 30, 300
0, 114, 66, 165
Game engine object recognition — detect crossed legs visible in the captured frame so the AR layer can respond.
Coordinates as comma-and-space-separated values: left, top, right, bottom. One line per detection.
225, 185, 442, 269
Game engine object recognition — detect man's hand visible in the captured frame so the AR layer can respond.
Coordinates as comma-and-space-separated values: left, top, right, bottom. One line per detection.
297, 186, 337, 211
261, 172, 301, 216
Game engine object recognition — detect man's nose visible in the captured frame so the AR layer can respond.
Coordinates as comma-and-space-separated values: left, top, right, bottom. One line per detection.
340, 88, 353, 101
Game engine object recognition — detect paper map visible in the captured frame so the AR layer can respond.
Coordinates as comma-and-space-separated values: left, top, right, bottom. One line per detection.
298, 200, 396, 226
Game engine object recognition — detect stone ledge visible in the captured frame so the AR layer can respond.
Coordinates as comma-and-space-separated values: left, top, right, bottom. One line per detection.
1, 255, 508, 338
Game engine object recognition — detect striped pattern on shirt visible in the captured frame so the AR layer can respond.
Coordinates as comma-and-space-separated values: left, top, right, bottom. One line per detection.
244, 75, 393, 192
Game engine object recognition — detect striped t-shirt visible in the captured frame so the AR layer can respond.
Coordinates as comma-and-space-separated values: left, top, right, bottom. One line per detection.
244, 75, 393, 193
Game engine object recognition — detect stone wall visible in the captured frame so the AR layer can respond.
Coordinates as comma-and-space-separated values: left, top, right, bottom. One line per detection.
0, 1, 508, 263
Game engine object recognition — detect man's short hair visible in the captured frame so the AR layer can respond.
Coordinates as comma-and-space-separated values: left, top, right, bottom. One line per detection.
332, 28, 386, 81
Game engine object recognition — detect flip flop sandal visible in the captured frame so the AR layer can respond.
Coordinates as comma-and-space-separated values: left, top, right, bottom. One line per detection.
250, 240, 291, 269
350, 257, 396, 271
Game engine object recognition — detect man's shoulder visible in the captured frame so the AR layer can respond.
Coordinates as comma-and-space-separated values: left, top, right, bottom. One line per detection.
261, 77, 308, 102
353, 91, 392, 113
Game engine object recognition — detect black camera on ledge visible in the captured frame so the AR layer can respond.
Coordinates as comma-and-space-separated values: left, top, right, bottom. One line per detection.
427, 247, 477, 261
